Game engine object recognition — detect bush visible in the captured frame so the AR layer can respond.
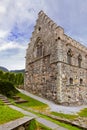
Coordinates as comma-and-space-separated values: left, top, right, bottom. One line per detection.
0, 80, 19, 97
27, 119, 38, 130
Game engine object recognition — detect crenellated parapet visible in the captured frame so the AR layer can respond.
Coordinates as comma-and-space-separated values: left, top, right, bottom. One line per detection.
38, 10, 64, 35
64, 34, 87, 53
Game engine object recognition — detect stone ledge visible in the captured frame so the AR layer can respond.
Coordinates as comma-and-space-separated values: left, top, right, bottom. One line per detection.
0, 116, 34, 130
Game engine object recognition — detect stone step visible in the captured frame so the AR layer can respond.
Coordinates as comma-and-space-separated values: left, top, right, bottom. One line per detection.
3, 101, 10, 103
0, 96, 5, 98
5, 102, 12, 105
15, 100, 28, 104
1, 98, 9, 101
1, 97, 8, 100
0, 94, 11, 105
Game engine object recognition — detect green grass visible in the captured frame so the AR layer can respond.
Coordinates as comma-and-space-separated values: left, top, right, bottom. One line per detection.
39, 123, 52, 130
37, 113, 81, 130
27, 119, 51, 130
27, 119, 37, 130
11, 93, 82, 130
78, 108, 87, 117
9, 92, 86, 130
0, 100, 24, 124
18, 108, 81, 130
15, 92, 48, 111
51, 111, 78, 120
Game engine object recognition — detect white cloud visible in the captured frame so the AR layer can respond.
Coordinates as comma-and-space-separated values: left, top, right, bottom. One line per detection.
0, 48, 26, 70
0, 30, 9, 38
0, 42, 27, 52
0, 6, 6, 14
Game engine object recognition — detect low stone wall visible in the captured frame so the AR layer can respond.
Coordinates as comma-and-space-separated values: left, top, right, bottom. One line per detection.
0, 116, 34, 130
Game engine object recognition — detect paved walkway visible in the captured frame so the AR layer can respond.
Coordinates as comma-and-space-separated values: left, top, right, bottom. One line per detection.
18, 89, 87, 114
0, 116, 33, 130
9, 105, 67, 130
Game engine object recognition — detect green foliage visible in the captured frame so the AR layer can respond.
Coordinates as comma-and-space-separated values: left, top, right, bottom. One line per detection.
27, 119, 51, 130
0, 100, 24, 124
37, 114, 81, 130
78, 108, 87, 117
0, 80, 18, 97
0, 70, 24, 85
16, 93, 48, 109
0, 70, 4, 79
27, 119, 37, 130
15, 73, 24, 85
39, 123, 51, 130
51, 112, 78, 120
0, 100, 4, 105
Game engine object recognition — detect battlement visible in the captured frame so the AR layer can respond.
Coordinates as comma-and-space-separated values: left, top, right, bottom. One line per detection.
38, 10, 64, 34
29, 10, 87, 54
64, 34, 87, 53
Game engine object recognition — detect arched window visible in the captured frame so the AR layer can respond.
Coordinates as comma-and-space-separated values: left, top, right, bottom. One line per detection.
78, 54, 82, 68
34, 37, 43, 57
67, 49, 72, 65
37, 43, 43, 57
80, 78, 83, 85
69, 78, 73, 84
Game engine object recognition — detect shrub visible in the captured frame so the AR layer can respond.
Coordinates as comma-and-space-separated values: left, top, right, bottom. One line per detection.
27, 119, 38, 130
0, 80, 19, 97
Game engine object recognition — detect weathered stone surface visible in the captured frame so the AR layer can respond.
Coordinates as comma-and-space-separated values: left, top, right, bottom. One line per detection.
0, 116, 34, 130
24, 11, 87, 105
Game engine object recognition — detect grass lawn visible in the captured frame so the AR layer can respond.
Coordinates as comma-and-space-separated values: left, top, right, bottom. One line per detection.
78, 108, 87, 117
36, 113, 81, 130
51, 108, 87, 119
9, 92, 87, 130
14, 92, 48, 112
0, 100, 24, 124
51, 111, 78, 120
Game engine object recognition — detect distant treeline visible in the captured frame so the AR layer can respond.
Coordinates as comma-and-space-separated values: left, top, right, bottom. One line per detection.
0, 70, 24, 85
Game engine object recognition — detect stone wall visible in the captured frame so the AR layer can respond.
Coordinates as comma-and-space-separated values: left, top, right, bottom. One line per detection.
56, 36, 87, 105
25, 56, 58, 102
24, 11, 87, 105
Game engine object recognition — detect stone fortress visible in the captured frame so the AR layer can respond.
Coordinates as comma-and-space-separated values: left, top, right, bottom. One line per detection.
24, 11, 87, 105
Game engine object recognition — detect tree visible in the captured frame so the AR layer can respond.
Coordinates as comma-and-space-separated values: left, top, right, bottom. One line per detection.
0, 70, 4, 80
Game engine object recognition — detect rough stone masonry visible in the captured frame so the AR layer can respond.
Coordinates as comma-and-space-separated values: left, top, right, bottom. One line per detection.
24, 11, 87, 106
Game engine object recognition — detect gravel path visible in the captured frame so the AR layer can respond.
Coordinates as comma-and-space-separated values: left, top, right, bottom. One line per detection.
19, 89, 87, 114
9, 105, 67, 130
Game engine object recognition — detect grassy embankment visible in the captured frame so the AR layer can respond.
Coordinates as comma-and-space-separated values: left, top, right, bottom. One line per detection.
28, 119, 51, 130
11, 92, 84, 130
15, 92, 48, 112
0, 100, 24, 124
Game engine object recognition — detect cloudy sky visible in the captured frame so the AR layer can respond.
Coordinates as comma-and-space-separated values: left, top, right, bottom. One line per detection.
0, 0, 87, 70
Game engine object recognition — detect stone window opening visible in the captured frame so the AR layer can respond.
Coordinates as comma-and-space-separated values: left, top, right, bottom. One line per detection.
69, 78, 73, 85
67, 49, 72, 65
37, 43, 43, 57
80, 78, 83, 85
38, 26, 41, 31
78, 54, 82, 68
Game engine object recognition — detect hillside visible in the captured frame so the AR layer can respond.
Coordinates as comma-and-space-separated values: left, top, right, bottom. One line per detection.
0, 66, 25, 73
0, 66, 9, 72
10, 69, 25, 73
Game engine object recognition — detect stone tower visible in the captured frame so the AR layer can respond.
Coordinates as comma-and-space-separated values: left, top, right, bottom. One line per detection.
24, 11, 87, 105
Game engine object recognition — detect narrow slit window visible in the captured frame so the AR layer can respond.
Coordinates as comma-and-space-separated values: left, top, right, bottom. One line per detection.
80, 79, 83, 85
69, 78, 73, 84
67, 49, 72, 65
78, 54, 82, 68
